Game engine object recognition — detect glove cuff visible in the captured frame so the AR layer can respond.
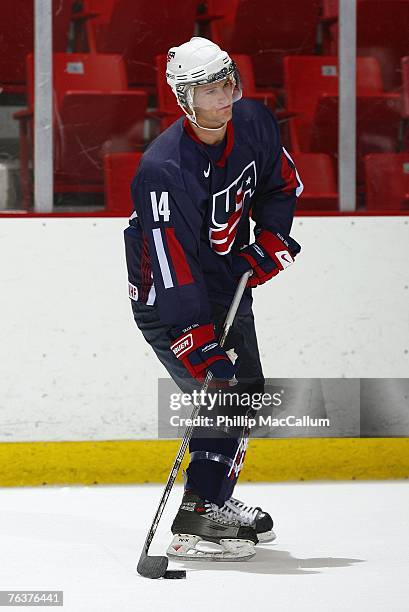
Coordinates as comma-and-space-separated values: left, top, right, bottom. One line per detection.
170, 323, 215, 360
257, 230, 295, 270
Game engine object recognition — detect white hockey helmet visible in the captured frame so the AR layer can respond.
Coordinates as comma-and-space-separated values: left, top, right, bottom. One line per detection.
166, 37, 242, 128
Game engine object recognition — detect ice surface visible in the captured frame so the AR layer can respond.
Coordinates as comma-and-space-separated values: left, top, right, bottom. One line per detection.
0, 481, 407, 611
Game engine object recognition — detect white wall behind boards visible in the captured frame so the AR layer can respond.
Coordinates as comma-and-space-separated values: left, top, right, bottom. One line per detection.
0, 217, 407, 442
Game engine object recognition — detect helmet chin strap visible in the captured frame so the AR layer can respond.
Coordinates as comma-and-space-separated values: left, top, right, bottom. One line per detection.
190, 119, 228, 132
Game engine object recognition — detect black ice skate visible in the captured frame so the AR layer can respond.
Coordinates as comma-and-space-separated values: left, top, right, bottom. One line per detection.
219, 496, 276, 543
167, 491, 258, 561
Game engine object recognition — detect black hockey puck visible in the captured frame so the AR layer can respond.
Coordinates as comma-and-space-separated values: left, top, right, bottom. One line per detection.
163, 570, 186, 579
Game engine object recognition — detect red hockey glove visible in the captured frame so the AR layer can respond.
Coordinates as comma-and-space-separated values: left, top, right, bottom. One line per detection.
232, 229, 301, 288
170, 323, 236, 384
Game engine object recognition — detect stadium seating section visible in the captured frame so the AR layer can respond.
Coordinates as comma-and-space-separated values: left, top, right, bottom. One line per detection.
203, 0, 322, 87
0, 0, 72, 94
14, 53, 147, 208
76, 0, 198, 89
1, 0, 408, 213
321, 0, 409, 90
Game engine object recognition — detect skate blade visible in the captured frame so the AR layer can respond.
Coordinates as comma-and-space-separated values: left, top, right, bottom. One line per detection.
256, 529, 277, 544
167, 533, 256, 562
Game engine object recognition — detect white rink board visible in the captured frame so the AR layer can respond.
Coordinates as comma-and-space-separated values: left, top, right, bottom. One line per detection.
0, 216, 408, 442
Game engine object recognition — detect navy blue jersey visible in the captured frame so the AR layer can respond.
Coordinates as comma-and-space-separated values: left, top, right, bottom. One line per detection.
124, 99, 303, 330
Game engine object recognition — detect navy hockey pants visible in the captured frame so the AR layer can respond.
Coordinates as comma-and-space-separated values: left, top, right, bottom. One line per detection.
131, 300, 265, 506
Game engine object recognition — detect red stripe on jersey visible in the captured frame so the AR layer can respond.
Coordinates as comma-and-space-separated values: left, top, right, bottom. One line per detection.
210, 206, 242, 244
140, 233, 152, 302
183, 119, 202, 144
210, 201, 243, 253
211, 233, 236, 254
280, 150, 298, 194
165, 227, 194, 285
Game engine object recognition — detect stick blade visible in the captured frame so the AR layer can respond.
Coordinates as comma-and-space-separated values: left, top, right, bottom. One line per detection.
137, 553, 169, 579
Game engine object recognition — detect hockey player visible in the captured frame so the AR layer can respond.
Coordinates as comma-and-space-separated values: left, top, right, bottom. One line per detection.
124, 37, 303, 561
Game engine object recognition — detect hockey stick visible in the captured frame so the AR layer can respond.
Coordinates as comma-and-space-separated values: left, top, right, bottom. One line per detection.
137, 270, 252, 579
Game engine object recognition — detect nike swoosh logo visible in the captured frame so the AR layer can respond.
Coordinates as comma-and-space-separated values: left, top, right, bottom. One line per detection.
276, 250, 294, 268
204, 163, 211, 178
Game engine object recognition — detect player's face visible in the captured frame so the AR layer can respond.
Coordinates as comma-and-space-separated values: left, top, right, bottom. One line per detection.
192, 77, 234, 128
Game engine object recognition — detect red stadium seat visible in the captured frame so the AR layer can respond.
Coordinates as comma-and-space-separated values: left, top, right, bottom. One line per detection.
231, 55, 277, 110
322, 0, 409, 90
71, 0, 116, 53
401, 56, 409, 118
290, 152, 338, 211
0, 0, 71, 94
14, 53, 148, 207
86, 0, 198, 89
284, 55, 384, 152
207, 0, 322, 88
198, 0, 239, 40
311, 94, 403, 185
363, 153, 409, 210
104, 152, 142, 214
152, 55, 184, 133
79, 0, 116, 28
